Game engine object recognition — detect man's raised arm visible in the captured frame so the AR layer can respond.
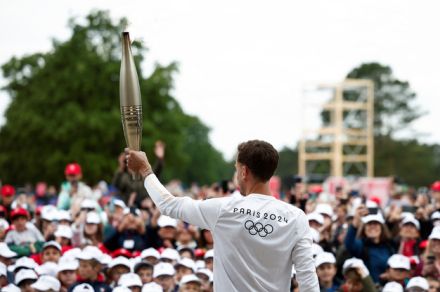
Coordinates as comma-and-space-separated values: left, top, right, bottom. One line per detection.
126, 149, 225, 230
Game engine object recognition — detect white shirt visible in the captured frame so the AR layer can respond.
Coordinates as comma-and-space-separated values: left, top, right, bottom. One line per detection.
145, 175, 319, 292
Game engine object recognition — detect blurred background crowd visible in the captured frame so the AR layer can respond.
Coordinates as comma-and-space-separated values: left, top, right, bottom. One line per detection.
0, 141, 439, 292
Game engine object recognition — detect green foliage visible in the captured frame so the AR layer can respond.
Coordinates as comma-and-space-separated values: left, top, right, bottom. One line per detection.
347, 63, 425, 136
345, 63, 439, 186
0, 10, 228, 185
275, 147, 298, 178
375, 136, 440, 186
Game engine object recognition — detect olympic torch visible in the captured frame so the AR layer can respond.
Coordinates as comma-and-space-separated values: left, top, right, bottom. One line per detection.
120, 32, 143, 178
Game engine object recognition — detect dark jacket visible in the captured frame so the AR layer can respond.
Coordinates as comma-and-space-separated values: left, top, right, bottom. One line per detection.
344, 224, 394, 283
104, 226, 148, 252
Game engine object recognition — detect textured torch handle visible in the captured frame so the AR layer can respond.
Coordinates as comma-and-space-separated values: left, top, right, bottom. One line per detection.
121, 105, 143, 151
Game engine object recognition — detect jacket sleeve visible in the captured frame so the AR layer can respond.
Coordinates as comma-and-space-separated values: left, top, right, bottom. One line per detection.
291, 214, 320, 292
144, 174, 227, 230
361, 275, 378, 292
344, 224, 364, 257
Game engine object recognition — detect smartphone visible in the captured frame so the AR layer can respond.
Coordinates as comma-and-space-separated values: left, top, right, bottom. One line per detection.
367, 207, 378, 215
402, 205, 417, 214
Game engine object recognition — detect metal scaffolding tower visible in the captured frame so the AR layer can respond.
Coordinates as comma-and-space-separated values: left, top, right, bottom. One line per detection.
299, 79, 374, 178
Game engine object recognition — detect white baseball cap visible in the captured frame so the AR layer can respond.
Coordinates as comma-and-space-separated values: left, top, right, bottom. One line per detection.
311, 243, 324, 258
140, 248, 160, 260
160, 248, 180, 262
387, 254, 410, 270
57, 210, 72, 222
55, 225, 73, 239
406, 276, 429, 290
153, 262, 175, 278
15, 269, 38, 285
8, 256, 38, 272
342, 258, 366, 274
81, 199, 97, 210
43, 240, 62, 252
204, 249, 214, 259
86, 211, 101, 224
62, 248, 82, 260
158, 215, 177, 228
76, 246, 104, 262
195, 268, 213, 281
307, 212, 324, 225
109, 256, 132, 270
315, 204, 334, 217
114, 199, 127, 209
0, 218, 9, 230
175, 258, 196, 272
401, 216, 420, 230
118, 272, 142, 287
180, 274, 201, 285
362, 213, 385, 224
41, 205, 58, 221
195, 260, 206, 270
314, 252, 336, 268
36, 262, 59, 277
0, 242, 17, 258
142, 282, 163, 292
431, 211, 440, 221
1, 284, 20, 292
57, 257, 79, 272
382, 281, 403, 292
31, 275, 61, 291
429, 226, 440, 240
72, 283, 94, 292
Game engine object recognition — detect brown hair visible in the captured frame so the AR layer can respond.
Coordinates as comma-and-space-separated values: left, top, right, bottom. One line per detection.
357, 222, 391, 243
84, 223, 104, 243
237, 140, 279, 182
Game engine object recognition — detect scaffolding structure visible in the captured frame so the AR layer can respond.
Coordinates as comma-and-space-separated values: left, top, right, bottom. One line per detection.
299, 79, 374, 178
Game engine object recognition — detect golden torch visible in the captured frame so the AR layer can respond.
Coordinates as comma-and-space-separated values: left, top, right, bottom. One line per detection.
120, 32, 142, 153
120, 32, 143, 179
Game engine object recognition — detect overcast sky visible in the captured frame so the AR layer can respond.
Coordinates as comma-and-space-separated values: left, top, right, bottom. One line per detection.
1, 0, 439, 159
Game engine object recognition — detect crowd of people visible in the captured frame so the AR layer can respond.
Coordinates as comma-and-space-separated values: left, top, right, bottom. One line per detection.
0, 146, 439, 291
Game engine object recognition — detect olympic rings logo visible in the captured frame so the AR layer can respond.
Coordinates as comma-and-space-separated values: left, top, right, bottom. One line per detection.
244, 220, 274, 238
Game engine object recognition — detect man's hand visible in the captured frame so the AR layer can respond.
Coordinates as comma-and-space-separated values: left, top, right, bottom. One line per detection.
125, 148, 153, 179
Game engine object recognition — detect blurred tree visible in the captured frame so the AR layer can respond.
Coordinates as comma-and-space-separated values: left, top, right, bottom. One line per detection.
179, 116, 234, 185
275, 146, 299, 192
0, 10, 228, 185
346, 62, 425, 137
374, 137, 440, 186
275, 146, 298, 178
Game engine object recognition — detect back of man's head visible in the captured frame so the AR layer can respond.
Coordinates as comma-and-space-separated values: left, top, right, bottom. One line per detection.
237, 140, 279, 182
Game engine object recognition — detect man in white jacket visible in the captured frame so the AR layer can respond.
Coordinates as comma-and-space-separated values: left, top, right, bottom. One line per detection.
126, 140, 318, 291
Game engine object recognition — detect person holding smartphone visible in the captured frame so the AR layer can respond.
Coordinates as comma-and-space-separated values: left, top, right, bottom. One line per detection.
126, 140, 319, 291
344, 204, 395, 283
